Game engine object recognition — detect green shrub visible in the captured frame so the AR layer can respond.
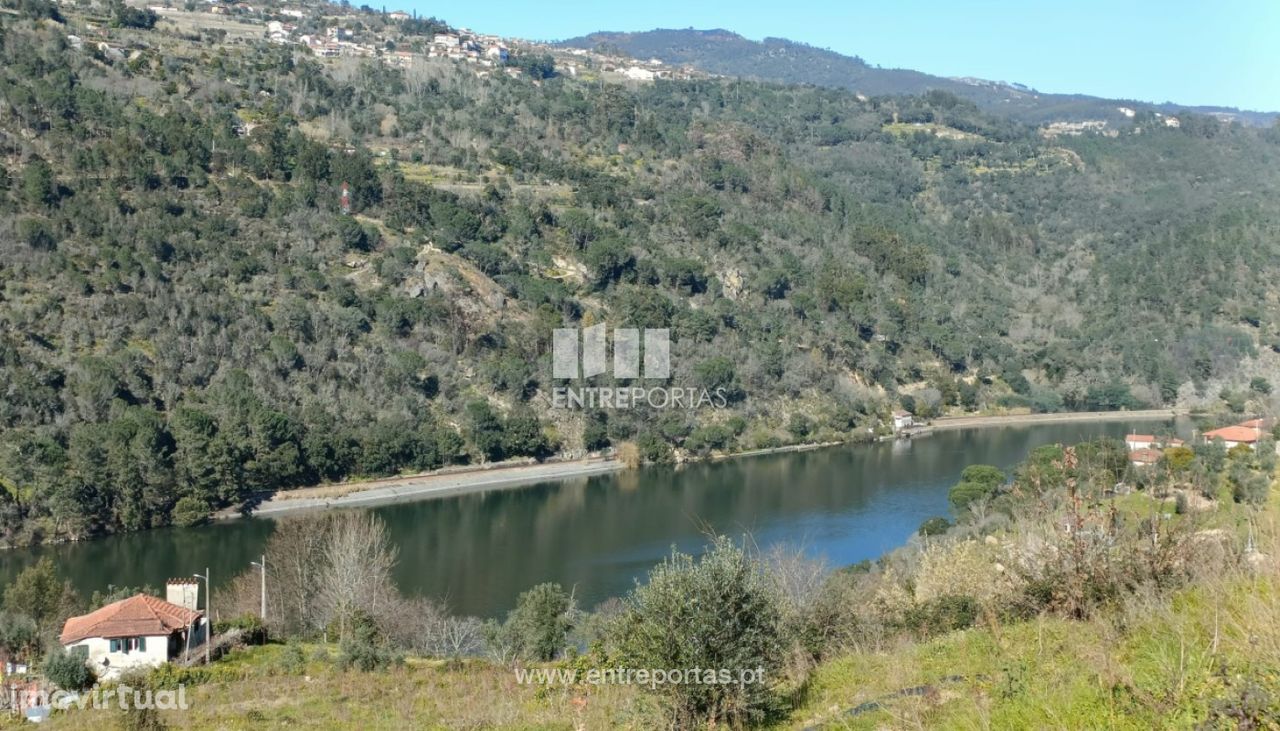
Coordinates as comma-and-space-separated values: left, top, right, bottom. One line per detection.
170, 496, 210, 527
43, 649, 95, 690
901, 594, 979, 635
609, 537, 782, 728
918, 516, 952, 536
337, 621, 401, 672
497, 582, 573, 662
215, 614, 268, 645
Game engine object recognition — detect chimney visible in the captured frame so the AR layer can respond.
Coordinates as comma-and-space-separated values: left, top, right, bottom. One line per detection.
166, 578, 200, 612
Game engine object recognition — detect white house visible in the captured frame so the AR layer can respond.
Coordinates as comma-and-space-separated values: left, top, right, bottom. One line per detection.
1203, 424, 1261, 451
1124, 434, 1156, 451
59, 584, 205, 680
623, 66, 656, 81
891, 410, 914, 432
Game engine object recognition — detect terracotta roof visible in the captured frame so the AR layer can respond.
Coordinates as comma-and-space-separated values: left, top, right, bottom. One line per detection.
1125, 434, 1155, 442
60, 594, 201, 645
1129, 448, 1162, 464
1236, 419, 1266, 430
1203, 426, 1260, 444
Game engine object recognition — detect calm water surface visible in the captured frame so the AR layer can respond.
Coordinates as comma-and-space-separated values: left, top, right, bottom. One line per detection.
0, 419, 1183, 617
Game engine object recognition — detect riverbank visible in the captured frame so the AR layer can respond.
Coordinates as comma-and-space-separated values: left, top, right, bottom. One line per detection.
231, 410, 1181, 520
930, 408, 1181, 431
227, 458, 628, 518
228, 439, 856, 519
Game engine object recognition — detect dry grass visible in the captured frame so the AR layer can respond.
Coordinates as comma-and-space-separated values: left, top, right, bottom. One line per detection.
27, 649, 655, 730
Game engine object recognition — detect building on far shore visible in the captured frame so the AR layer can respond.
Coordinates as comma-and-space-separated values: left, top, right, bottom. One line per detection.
891, 410, 914, 432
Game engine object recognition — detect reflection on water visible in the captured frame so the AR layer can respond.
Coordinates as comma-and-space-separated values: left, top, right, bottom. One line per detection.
0, 419, 1184, 617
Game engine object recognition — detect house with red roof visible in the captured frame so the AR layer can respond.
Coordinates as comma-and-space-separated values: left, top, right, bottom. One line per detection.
1202, 424, 1262, 450
1124, 434, 1156, 451
1129, 447, 1163, 467
59, 589, 206, 679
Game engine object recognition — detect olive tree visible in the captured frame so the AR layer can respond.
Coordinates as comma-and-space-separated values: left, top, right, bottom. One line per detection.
609, 537, 783, 727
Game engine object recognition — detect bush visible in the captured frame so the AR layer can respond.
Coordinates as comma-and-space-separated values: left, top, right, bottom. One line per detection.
949, 464, 1004, 512
918, 516, 952, 536
276, 643, 307, 675
337, 620, 400, 672
215, 614, 267, 645
901, 594, 980, 635
170, 496, 210, 527
44, 649, 95, 690
498, 583, 573, 662
609, 537, 782, 728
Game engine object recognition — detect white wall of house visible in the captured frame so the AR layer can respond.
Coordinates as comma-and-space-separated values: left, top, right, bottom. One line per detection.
1220, 440, 1256, 451
66, 635, 171, 679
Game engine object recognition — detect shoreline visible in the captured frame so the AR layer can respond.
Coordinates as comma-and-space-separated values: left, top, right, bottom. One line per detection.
231, 410, 1183, 520
930, 408, 1182, 431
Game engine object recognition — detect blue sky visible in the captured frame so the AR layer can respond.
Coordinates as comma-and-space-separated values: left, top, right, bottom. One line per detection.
398, 0, 1280, 111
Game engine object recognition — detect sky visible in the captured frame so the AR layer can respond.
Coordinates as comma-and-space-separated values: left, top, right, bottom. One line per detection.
400, 0, 1280, 111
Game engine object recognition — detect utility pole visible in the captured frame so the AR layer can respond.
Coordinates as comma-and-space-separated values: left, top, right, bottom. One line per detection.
250, 555, 267, 620
193, 568, 211, 665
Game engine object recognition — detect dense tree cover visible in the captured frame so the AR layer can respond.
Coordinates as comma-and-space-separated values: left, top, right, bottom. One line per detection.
2, 10, 1280, 544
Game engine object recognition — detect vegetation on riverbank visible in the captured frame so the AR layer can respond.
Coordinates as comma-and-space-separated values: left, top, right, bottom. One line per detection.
4, 432, 1277, 728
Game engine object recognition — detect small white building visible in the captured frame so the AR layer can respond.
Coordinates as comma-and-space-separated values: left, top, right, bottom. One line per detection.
622, 66, 655, 81
1124, 434, 1156, 451
892, 410, 914, 432
59, 584, 205, 680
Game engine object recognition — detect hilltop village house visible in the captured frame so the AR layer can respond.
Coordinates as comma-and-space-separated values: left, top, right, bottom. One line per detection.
59, 580, 207, 680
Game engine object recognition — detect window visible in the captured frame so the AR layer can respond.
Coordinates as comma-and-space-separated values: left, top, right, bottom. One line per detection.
109, 637, 146, 653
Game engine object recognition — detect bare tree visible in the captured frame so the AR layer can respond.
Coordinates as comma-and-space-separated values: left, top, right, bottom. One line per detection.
315, 512, 399, 642
268, 515, 333, 636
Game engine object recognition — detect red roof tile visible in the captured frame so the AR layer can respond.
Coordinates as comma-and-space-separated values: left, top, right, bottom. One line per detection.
60, 594, 201, 645
1129, 448, 1162, 464
1203, 426, 1260, 443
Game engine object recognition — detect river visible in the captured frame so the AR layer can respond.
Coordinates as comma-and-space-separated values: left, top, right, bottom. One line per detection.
0, 418, 1184, 617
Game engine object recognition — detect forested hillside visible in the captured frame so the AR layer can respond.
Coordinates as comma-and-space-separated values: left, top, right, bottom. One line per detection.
3, 2, 1280, 544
